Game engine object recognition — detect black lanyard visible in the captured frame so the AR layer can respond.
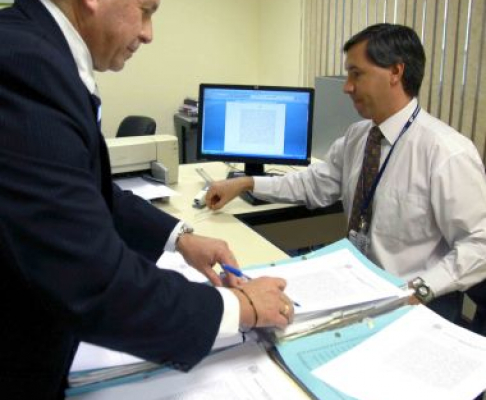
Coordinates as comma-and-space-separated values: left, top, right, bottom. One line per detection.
359, 105, 421, 223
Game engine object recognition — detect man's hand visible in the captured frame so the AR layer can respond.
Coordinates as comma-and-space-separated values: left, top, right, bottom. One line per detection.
176, 233, 240, 287
407, 281, 423, 305
231, 277, 294, 330
205, 177, 254, 210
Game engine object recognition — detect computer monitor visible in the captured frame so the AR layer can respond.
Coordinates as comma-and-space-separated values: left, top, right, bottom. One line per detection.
197, 84, 314, 176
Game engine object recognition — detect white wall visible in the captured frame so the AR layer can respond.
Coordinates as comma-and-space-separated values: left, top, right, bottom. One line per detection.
97, 0, 303, 138
258, 0, 302, 86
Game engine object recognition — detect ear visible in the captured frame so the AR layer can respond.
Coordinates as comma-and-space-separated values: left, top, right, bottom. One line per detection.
389, 63, 405, 86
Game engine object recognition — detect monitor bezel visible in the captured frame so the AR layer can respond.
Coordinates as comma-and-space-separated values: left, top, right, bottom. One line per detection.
196, 83, 314, 173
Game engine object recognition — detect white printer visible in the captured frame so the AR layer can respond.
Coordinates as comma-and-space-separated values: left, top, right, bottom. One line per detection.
105, 134, 179, 184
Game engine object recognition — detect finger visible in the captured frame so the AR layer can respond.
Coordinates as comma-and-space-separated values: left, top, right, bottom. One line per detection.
207, 193, 224, 210
275, 313, 291, 329
280, 296, 294, 323
205, 195, 217, 210
276, 278, 287, 291
221, 273, 244, 288
218, 250, 239, 268
204, 267, 223, 287
223, 272, 242, 288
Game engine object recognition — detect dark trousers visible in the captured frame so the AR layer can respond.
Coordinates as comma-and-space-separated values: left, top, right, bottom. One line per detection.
426, 291, 463, 323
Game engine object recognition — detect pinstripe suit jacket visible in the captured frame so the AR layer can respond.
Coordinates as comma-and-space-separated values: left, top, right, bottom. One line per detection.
0, 1, 223, 398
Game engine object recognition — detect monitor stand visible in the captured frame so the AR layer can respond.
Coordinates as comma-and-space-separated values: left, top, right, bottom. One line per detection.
226, 162, 266, 179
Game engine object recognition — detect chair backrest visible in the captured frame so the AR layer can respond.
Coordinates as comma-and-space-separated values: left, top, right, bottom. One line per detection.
116, 116, 156, 138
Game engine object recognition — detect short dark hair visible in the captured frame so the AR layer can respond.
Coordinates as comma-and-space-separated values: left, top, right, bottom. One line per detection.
343, 23, 426, 97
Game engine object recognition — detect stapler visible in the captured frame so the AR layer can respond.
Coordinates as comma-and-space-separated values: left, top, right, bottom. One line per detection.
193, 187, 209, 209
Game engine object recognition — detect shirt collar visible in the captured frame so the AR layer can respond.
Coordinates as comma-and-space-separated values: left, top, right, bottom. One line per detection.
40, 0, 97, 95
378, 98, 419, 145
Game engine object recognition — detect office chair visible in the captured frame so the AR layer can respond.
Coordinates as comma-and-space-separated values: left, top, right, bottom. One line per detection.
116, 115, 156, 138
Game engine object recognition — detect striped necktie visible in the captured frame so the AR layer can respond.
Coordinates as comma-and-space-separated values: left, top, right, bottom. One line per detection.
348, 126, 383, 234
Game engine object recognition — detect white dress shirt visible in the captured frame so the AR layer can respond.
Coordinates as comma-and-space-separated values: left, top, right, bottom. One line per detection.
40, 0, 240, 340
254, 99, 486, 297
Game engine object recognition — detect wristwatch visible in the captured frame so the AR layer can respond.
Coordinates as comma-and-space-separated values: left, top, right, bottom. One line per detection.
410, 277, 434, 304
175, 223, 194, 244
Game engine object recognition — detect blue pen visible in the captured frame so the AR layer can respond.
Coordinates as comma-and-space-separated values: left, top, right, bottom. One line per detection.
221, 264, 252, 281
221, 264, 301, 307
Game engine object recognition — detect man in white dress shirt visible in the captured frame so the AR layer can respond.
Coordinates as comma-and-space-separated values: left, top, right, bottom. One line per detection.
206, 23, 486, 321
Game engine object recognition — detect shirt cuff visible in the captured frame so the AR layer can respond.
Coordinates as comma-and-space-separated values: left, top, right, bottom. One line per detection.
419, 266, 458, 298
252, 176, 272, 194
164, 221, 185, 252
215, 287, 240, 337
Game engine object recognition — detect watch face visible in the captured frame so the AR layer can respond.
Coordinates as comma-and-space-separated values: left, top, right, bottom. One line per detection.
412, 277, 424, 288
417, 286, 429, 297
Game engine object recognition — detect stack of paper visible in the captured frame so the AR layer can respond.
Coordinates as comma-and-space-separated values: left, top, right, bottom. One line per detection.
69, 251, 246, 392
312, 305, 486, 400
245, 246, 409, 340
70, 342, 309, 400
114, 177, 178, 201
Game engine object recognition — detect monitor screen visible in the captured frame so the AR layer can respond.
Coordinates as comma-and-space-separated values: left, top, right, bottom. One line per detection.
197, 84, 314, 176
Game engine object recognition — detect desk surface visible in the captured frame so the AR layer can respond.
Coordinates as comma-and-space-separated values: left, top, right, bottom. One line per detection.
156, 161, 300, 266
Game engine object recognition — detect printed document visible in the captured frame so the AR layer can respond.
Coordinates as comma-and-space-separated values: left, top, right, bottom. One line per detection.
114, 177, 178, 201
246, 248, 405, 318
313, 305, 486, 400
70, 342, 309, 400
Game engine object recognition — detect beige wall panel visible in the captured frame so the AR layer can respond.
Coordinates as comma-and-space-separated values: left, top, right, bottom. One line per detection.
448, 0, 467, 132
326, 0, 337, 76
477, 55, 486, 158
320, 0, 331, 76
367, 0, 378, 26
438, 0, 460, 125
335, 1, 346, 75
332, 0, 343, 74
355, 0, 369, 34
314, 0, 324, 75
424, 1, 441, 116
394, 0, 407, 25
302, 0, 312, 85
325, 0, 335, 77
304, 0, 317, 85
460, 0, 484, 139
404, 0, 418, 27
259, 0, 302, 86
384, 0, 395, 22
309, 0, 319, 80
417, 0, 436, 111
97, 0, 260, 137
343, 0, 353, 71
375, 0, 386, 22
349, 0, 359, 36
450, 0, 470, 132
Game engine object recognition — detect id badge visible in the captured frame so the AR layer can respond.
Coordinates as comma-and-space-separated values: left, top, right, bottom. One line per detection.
348, 229, 371, 255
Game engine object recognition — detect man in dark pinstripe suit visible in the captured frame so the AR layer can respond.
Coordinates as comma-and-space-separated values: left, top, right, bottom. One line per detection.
0, 0, 293, 398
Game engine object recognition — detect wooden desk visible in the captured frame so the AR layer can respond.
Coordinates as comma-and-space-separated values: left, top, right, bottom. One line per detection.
154, 161, 291, 266
156, 161, 346, 261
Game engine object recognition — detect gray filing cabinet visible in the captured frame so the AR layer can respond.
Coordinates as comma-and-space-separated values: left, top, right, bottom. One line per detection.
312, 76, 361, 160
